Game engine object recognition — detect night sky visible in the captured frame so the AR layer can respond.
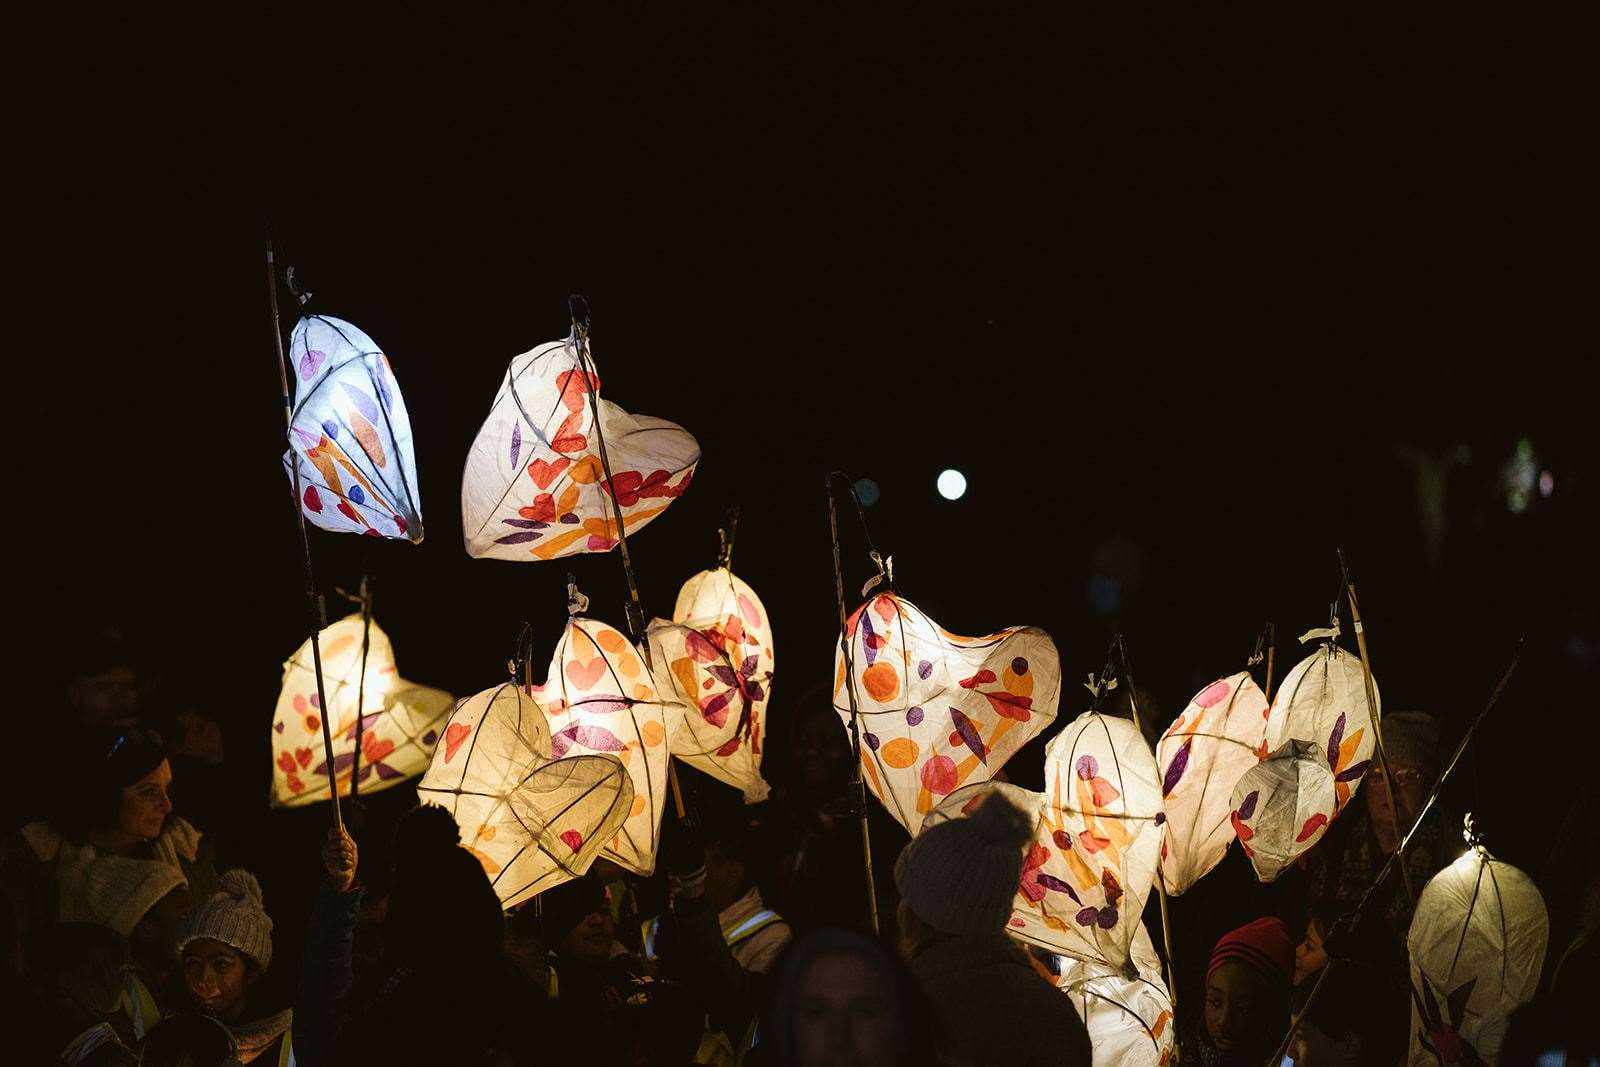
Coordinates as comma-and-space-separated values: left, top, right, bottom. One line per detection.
27, 10, 1593, 880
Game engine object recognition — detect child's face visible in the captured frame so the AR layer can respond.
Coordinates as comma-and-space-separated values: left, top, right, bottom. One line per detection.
1204, 962, 1272, 1059
1294, 919, 1327, 985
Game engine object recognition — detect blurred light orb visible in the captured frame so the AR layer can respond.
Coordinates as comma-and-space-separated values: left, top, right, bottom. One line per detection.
1539, 470, 1554, 498
936, 469, 967, 501
853, 477, 881, 507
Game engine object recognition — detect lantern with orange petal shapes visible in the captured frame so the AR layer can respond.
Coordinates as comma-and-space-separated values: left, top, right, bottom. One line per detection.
831, 592, 1060, 834
416, 681, 633, 908
1057, 924, 1176, 1067
1266, 643, 1379, 813
271, 614, 453, 807
284, 315, 423, 542
460, 334, 698, 560
1155, 672, 1270, 893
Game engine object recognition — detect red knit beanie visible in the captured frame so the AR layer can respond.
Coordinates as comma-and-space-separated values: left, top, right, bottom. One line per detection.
1207, 917, 1293, 989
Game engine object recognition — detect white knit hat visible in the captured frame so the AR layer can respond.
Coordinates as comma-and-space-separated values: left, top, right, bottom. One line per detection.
894, 791, 1032, 936
57, 848, 188, 939
178, 868, 273, 970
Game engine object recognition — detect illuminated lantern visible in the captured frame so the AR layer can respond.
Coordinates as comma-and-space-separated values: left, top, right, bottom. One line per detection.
271, 614, 453, 807
416, 681, 633, 908
1057, 925, 1175, 1067
284, 315, 423, 542
461, 334, 699, 560
1031, 710, 1163, 972
832, 593, 1060, 834
649, 566, 775, 802
529, 617, 671, 876
1266, 644, 1378, 813
1407, 843, 1548, 1064
1155, 673, 1269, 894
1227, 739, 1336, 882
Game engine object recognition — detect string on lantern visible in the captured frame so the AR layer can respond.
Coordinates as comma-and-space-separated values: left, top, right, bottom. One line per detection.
826, 470, 883, 936
265, 228, 342, 830
1266, 640, 1525, 1065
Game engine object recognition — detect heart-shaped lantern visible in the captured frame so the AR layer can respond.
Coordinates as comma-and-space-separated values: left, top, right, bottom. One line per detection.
461, 334, 699, 560
1155, 672, 1270, 894
529, 617, 671, 876
832, 593, 1060, 834
1228, 738, 1337, 882
649, 566, 775, 802
284, 315, 423, 542
417, 681, 632, 908
271, 614, 453, 807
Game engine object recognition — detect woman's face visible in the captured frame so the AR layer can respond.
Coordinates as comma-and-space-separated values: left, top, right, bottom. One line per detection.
183, 937, 253, 1022
1367, 764, 1426, 854
1204, 962, 1272, 1061
1294, 919, 1327, 986
117, 759, 173, 842
793, 953, 901, 1067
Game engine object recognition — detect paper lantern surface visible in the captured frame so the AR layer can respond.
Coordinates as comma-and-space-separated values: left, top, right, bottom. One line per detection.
416, 681, 633, 908
1228, 739, 1336, 882
1156, 672, 1269, 894
284, 315, 423, 542
1407, 847, 1548, 1065
524, 617, 670, 876
650, 566, 775, 802
461, 336, 699, 560
832, 593, 1060, 834
1057, 925, 1175, 1067
1266, 644, 1378, 812
271, 614, 453, 807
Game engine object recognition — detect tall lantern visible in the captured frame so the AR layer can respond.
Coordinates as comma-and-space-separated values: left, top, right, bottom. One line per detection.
271, 614, 453, 806
284, 315, 423, 542
461, 334, 698, 560
650, 565, 775, 802
1155, 673, 1269, 893
1406, 834, 1548, 1064
1266, 643, 1378, 812
832, 592, 1061, 834
416, 681, 633, 908
1057, 924, 1175, 1067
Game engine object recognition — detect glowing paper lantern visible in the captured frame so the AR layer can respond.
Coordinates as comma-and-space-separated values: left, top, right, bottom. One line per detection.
284, 315, 423, 542
1057, 925, 1175, 1067
416, 681, 633, 908
1228, 739, 1335, 882
1155, 673, 1269, 894
271, 614, 453, 807
1031, 710, 1163, 972
1265, 644, 1378, 812
832, 593, 1060, 834
461, 335, 699, 560
529, 617, 671, 876
1407, 846, 1548, 1065
649, 566, 775, 802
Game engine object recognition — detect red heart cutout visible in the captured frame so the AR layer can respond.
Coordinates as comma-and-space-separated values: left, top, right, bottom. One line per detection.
444, 723, 472, 763
559, 830, 584, 853
527, 457, 571, 490
520, 494, 558, 523
565, 657, 607, 690
295, 747, 312, 769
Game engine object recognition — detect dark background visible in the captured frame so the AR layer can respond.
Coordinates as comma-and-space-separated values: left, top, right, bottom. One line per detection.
22, 10, 1593, 897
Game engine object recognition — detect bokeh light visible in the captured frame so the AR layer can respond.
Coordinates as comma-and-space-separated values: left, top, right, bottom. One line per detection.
853, 477, 881, 507
936, 469, 967, 500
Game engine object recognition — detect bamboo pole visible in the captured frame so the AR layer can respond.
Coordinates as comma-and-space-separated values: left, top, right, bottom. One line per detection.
1116, 636, 1177, 1006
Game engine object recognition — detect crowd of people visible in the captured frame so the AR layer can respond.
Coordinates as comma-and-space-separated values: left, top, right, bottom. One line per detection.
4, 630, 1594, 1065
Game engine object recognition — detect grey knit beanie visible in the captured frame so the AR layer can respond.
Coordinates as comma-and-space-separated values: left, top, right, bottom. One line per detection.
1382, 712, 1441, 780
895, 791, 1032, 936
178, 868, 273, 970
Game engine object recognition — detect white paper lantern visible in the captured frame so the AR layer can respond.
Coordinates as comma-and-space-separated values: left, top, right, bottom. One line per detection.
1156, 672, 1269, 894
461, 335, 698, 560
284, 315, 423, 542
1406, 845, 1548, 1065
1228, 739, 1336, 882
416, 681, 633, 908
1057, 924, 1175, 1067
1266, 644, 1378, 813
271, 614, 453, 807
832, 593, 1061, 834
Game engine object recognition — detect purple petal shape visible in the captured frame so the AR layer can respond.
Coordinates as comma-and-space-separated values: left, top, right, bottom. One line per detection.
340, 383, 381, 423
495, 531, 545, 545
906, 706, 924, 726
1335, 759, 1371, 783
1327, 713, 1346, 771
374, 761, 403, 780
1154, 812, 1166, 825
421, 730, 438, 745
1036, 873, 1081, 904
501, 519, 549, 529
1075, 907, 1101, 927
299, 348, 326, 379
864, 731, 880, 750
1162, 739, 1193, 797
918, 659, 933, 680
860, 611, 878, 666
950, 708, 987, 764
273, 721, 285, 734
560, 513, 581, 524
707, 665, 740, 686
322, 419, 340, 439
373, 360, 394, 411
1012, 657, 1029, 675
510, 424, 522, 468
1238, 789, 1260, 820
1096, 906, 1119, 929
1076, 755, 1099, 780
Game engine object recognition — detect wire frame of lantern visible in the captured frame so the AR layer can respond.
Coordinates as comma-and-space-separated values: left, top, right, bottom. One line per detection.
528, 617, 672, 876
417, 681, 632, 908
1155, 672, 1270, 894
1057, 924, 1176, 1067
668, 566, 775, 802
1228, 738, 1337, 882
1406, 837, 1549, 1065
271, 614, 453, 807
1266, 643, 1379, 814
832, 592, 1061, 834
461, 334, 699, 560
284, 315, 423, 542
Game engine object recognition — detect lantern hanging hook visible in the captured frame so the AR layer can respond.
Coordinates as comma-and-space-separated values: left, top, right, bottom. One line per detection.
1461, 812, 1484, 852
717, 505, 741, 570
567, 293, 591, 334
508, 621, 536, 686
566, 574, 590, 617
285, 265, 313, 308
